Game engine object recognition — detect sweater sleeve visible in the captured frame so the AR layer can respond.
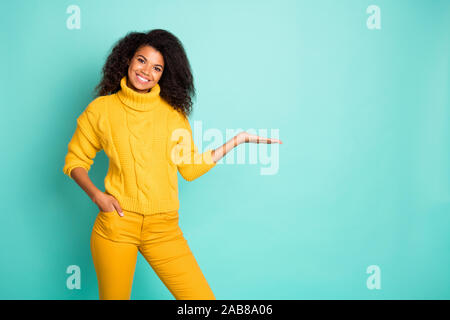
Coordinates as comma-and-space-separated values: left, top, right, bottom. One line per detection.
174, 115, 217, 182
62, 102, 103, 179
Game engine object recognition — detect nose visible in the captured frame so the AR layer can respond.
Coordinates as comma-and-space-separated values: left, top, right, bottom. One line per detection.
141, 65, 152, 77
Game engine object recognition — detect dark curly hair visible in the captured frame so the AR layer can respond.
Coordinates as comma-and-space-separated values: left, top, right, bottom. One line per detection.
94, 29, 195, 118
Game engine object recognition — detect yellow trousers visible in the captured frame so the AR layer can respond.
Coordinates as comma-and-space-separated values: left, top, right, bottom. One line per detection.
90, 209, 216, 300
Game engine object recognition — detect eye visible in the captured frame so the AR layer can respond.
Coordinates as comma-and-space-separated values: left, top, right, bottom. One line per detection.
138, 58, 145, 63
155, 67, 162, 72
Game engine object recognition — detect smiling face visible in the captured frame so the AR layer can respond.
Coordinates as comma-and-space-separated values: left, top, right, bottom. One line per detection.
127, 45, 165, 93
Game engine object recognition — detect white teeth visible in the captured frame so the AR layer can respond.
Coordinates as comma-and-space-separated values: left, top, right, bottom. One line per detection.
137, 75, 149, 82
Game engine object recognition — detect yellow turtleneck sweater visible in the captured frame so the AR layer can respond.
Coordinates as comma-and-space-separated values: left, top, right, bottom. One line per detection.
63, 76, 217, 215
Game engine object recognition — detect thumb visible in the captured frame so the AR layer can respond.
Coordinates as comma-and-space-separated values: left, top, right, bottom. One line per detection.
113, 200, 124, 217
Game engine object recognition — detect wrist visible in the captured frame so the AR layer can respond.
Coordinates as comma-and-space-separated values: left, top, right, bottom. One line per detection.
235, 133, 244, 146
90, 189, 103, 202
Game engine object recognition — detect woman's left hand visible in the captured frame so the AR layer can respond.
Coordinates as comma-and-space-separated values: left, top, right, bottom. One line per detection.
237, 131, 283, 145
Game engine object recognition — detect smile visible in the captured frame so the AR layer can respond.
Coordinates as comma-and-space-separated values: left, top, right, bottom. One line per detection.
136, 73, 150, 83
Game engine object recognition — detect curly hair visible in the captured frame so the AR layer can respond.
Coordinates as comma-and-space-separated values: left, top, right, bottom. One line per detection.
94, 29, 196, 118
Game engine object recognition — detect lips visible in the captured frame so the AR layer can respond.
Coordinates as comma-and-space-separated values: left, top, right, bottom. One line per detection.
136, 73, 150, 83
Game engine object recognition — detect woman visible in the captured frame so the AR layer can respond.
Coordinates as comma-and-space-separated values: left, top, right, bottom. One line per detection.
63, 29, 282, 300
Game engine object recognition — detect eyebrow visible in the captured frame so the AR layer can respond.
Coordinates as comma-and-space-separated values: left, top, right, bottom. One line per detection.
137, 55, 164, 68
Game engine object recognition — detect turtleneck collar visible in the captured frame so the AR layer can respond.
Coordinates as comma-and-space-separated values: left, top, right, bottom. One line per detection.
117, 76, 161, 112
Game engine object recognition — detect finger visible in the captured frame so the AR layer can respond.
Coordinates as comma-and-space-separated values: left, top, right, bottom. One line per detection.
113, 201, 124, 217
267, 138, 282, 144
249, 135, 281, 144
270, 139, 282, 144
255, 136, 273, 144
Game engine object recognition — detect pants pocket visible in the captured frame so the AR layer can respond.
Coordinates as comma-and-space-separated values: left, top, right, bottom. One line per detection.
93, 211, 117, 241
162, 211, 179, 222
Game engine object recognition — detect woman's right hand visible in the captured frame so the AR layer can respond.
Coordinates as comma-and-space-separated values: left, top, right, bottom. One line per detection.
92, 191, 124, 217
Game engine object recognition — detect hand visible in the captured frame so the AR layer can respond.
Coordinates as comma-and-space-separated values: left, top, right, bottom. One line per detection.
92, 191, 124, 217
236, 131, 283, 145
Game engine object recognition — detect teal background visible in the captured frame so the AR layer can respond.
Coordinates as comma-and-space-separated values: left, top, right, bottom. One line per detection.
1, 0, 449, 299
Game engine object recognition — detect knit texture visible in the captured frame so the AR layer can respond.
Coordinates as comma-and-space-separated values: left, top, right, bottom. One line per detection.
63, 76, 217, 215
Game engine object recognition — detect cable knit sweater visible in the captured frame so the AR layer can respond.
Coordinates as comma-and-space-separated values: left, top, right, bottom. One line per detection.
63, 76, 217, 215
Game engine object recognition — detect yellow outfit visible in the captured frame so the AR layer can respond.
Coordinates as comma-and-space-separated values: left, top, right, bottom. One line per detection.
63, 76, 216, 215
90, 209, 215, 300
63, 76, 217, 300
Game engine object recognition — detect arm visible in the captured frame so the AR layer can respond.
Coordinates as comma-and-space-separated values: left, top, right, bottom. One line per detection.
210, 131, 283, 162
210, 135, 242, 164
70, 168, 122, 214
62, 106, 103, 200
62, 104, 124, 215
172, 116, 283, 181
63, 103, 106, 199
70, 167, 103, 201
173, 116, 217, 182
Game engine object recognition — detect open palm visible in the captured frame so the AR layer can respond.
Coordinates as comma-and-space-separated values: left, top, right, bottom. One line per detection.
237, 131, 283, 144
